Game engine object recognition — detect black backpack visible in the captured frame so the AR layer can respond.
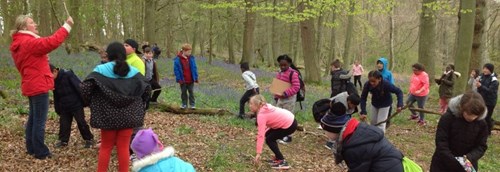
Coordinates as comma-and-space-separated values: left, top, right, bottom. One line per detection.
289, 71, 305, 102
312, 99, 331, 123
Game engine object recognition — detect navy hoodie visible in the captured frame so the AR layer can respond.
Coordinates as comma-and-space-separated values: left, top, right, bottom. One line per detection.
53, 69, 84, 114
360, 79, 404, 114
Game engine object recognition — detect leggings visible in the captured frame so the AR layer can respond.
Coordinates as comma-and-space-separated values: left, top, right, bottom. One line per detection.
97, 128, 133, 172
265, 120, 298, 160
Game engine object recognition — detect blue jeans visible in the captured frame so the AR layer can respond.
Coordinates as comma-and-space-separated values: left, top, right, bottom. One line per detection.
406, 94, 428, 121
26, 93, 51, 158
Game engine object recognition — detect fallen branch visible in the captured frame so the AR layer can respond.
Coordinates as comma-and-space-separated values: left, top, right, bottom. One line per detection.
157, 102, 232, 115
408, 107, 443, 115
375, 105, 408, 126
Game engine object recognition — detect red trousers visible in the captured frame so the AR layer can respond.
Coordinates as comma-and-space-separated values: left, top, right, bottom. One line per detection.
97, 128, 133, 172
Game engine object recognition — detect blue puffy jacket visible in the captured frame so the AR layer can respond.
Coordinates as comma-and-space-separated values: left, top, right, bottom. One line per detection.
173, 55, 198, 83
132, 147, 196, 172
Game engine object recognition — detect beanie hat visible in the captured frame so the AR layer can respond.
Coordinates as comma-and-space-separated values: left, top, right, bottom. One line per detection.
131, 128, 164, 159
484, 63, 494, 73
320, 101, 351, 133
124, 39, 142, 54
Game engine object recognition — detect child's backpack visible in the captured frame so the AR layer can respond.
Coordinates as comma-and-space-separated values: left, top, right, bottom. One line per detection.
290, 71, 306, 109
312, 99, 331, 123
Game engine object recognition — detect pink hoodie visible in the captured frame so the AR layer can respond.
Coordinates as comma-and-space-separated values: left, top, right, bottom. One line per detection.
352, 64, 364, 76
256, 104, 295, 154
275, 67, 301, 97
409, 71, 430, 96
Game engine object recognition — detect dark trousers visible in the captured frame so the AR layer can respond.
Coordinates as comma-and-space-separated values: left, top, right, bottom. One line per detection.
265, 120, 298, 160
406, 94, 428, 120
353, 75, 362, 88
149, 80, 162, 102
58, 108, 93, 142
26, 93, 51, 158
239, 88, 260, 115
180, 83, 195, 107
486, 105, 496, 135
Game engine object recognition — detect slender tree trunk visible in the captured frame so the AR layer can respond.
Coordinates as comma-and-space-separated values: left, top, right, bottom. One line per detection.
343, 1, 355, 66
481, 0, 489, 64
418, 0, 436, 83
316, 13, 324, 69
145, 0, 156, 44
470, 0, 486, 70
208, 0, 214, 64
298, 2, 320, 83
389, 6, 395, 71
326, 12, 337, 76
68, 0, 82, 53
192, 20, 199, 57
241, 0, 256, 66
292, 23, 300, 64
227, 13, 236, 64
453, 0, 476, 95
270, 0, 278, 67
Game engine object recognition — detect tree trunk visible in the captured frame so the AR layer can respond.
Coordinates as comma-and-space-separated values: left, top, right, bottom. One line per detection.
208, 0, 214, 64
481, 0, 489, 64
326, 12, 337, 76
418, 0, 436, 84
389, 6, 395, 71
298, 2, 320, 83
470, 0, 486, 70
453, 0, 476, 96
270, 0, 278, 67
316, 14, 324, 69
343, 1, 355, 67
145, 0, 156, 44
192, 20, 199, 57
241, 0, 256, 66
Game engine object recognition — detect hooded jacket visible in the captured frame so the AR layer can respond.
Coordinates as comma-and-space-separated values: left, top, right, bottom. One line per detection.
127, 53, 146, 75
477, 74, 498, 106
132, 147, 195, 172
360, 80, 404, 114
173, 54, 198, 83
436, 70, 457, 98
337, 118, 404, 172
81, 62, 151, 129
53, 69, 84, 114
430, 95, 488, 172
10, 23, 71, 97
331, 69, 352, 97
377, 57, 395, 84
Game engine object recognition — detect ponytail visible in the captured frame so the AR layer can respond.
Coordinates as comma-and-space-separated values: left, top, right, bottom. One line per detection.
106, 42, 130, 77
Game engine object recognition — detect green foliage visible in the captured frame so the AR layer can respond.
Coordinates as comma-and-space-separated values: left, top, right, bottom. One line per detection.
175, 124, 193, 135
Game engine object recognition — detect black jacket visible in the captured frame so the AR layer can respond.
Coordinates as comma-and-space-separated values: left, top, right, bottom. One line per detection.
53, 69, 84, 114
81, 70, 151, 130
477, 74, 498, 106
340, 122, 404, 172
331, 69, 351, 97
430, 95, 488, 172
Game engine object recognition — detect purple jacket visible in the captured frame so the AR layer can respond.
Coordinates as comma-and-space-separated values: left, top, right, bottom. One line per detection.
275, 67, 301, 98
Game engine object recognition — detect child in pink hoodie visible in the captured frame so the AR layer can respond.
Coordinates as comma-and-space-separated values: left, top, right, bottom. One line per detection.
406, 63, 430, 126
250, 95, 297, 170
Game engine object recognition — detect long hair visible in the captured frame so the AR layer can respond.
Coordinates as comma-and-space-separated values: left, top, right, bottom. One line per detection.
106, 42, 130, 77
10, 15, 31, 36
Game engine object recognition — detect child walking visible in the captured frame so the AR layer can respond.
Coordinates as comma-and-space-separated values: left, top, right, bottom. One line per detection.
131, 128, 195, 172
430, 91, 489, 171
239, 62, 259, 119
50, 64, 94, 148
173, 43, 199, 109
406, 63, 429, 125
352, 60, 364, 89
436, 64, 457, 114
360, 70, 404, 133
250, 95, 297, 170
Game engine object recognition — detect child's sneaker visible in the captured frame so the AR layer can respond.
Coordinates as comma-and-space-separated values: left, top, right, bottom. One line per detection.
417, 120, 426, 126
271, 160, 290, 170
266, 156, 278, 165
84, 140, 94, 148
317, 125, 323, 130
180, 105, 187, 109
278, 136, 292, 144
409, 114, 419, 120
130, 154, 137, 162
55, 141, 68, 148
324, 141, 335, 150
190, 106, 196, 110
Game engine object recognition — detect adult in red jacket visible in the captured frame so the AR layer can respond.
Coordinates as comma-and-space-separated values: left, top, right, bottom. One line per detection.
9, 15, 73, 159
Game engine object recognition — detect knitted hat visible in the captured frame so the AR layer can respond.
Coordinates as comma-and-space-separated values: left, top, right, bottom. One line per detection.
124, 39, 142, 54
484, 63, 494, 73
320, 101, 350, 133
131, 128, 164, 159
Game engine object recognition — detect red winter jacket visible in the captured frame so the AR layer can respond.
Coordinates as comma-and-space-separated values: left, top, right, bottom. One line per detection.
10, 24, 71, 97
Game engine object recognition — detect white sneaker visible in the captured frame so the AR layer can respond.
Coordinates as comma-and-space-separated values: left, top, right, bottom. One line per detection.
317, 125, 323, 129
